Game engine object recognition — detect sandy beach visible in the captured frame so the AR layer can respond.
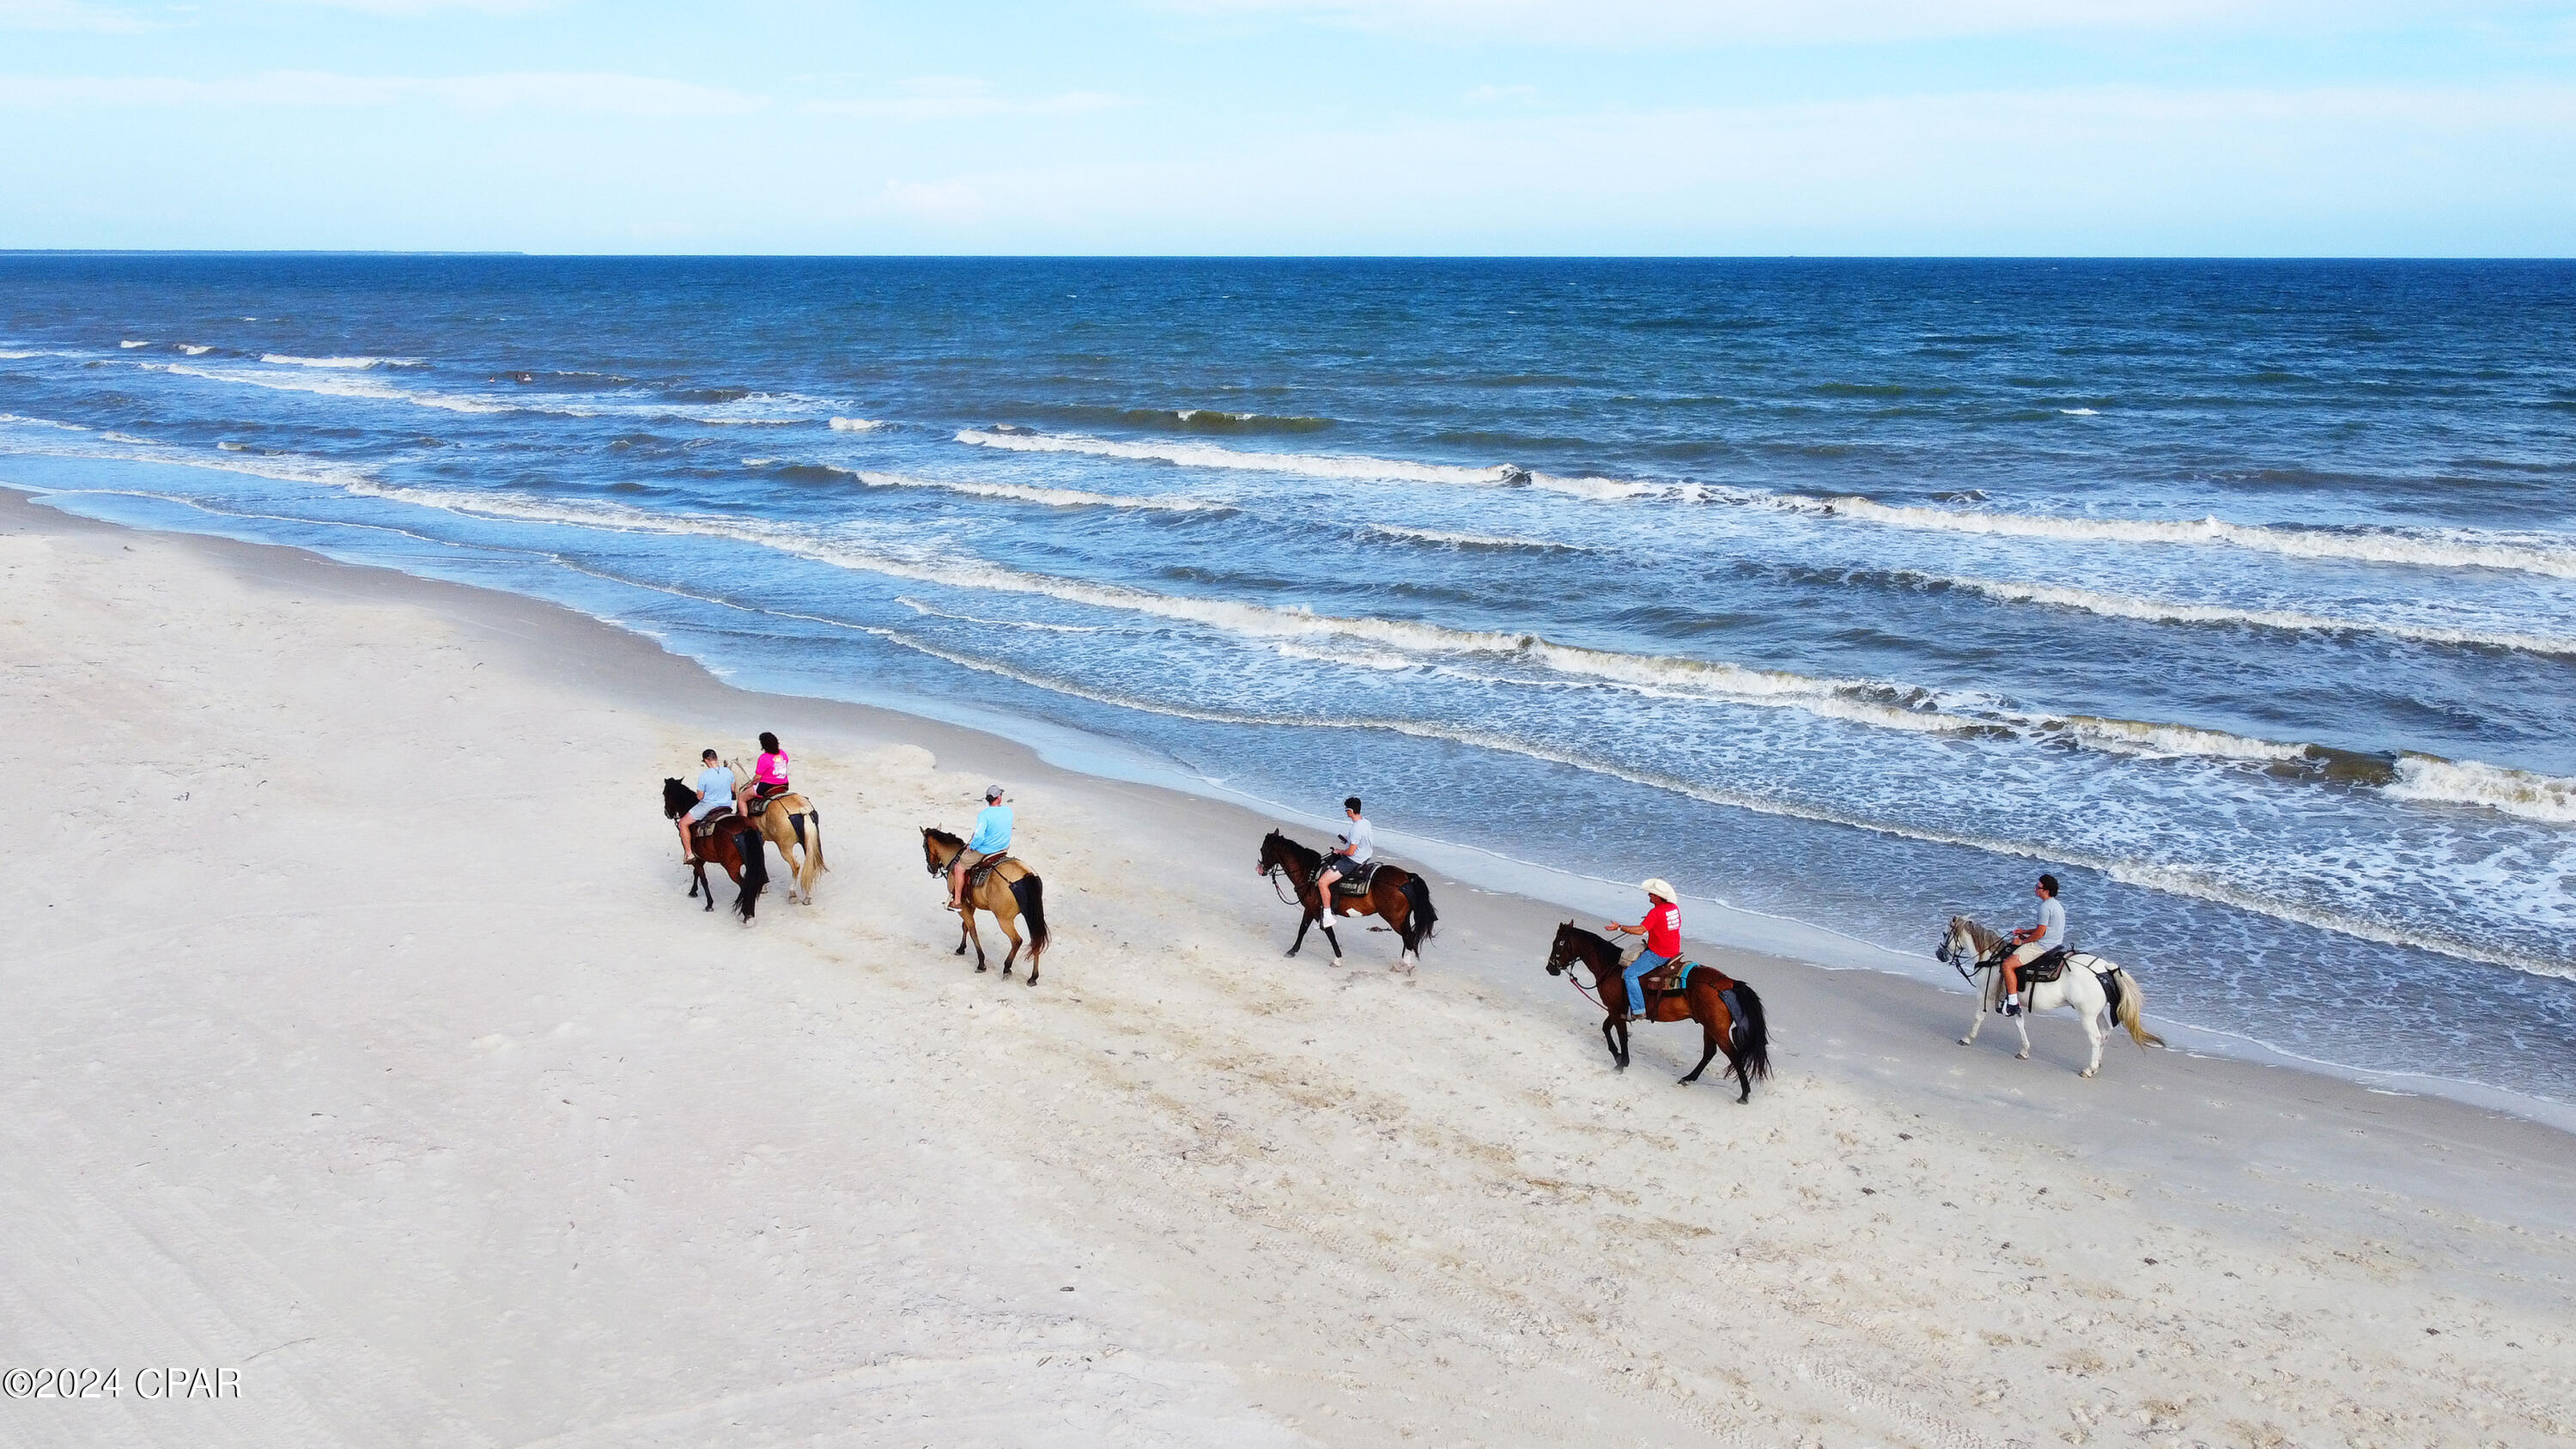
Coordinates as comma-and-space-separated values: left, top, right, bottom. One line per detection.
5, 484, 2573, 1448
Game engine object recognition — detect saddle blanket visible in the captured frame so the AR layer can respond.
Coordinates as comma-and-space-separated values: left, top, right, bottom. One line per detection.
689, 807, 737, 837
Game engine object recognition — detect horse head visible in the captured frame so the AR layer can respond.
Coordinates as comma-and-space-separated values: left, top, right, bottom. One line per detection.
662, 777, 696, 819
1545, 921, 1613, 980
921, 826, 963, 874
1257, 829, 1312, 880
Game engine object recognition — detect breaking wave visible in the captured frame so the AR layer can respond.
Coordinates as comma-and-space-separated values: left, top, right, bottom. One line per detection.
829, 417, 885, 432
1809, 496, 2576, 580
1362, 523, 1590, 552
1927, 573, 2576, 657
766, 462, 1227, 513
2385, 755, 2576, 825
260, 354, 420, 369
956, 428, 1528, 487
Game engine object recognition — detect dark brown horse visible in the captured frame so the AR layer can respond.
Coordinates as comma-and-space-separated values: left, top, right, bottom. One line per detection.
1255, 830, 1438, 971
920, 827, 1050, 983
1544, 922, 1770, 1101
661, 778, 765, 921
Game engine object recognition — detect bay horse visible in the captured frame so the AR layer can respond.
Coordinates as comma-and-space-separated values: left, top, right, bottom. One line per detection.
1255, 830, 1437, 971
659, 778, 765, 921
1544, 922, 1771, 1102
726, 761, 826, 905
920, 827, 1050, 983
1939, 916, 2163, 1077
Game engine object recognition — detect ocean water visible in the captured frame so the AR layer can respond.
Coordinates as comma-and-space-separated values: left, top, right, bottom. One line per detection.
5, 255, 2572, 1111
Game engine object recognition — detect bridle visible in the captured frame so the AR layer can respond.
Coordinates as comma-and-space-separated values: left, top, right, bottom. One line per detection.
1546, 928, 1609, 1010
1258, 837, 1312, 906
1933, 923, 1998, 983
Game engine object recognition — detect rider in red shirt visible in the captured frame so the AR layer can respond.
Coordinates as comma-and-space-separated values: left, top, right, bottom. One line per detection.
1607, 879, 1684, 1022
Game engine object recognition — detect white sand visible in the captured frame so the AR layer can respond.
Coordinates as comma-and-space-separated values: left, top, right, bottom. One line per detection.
4, 490, 2573, 1448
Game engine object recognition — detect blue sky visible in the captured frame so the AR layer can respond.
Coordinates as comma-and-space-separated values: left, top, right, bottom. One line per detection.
3, 1, 2572, 253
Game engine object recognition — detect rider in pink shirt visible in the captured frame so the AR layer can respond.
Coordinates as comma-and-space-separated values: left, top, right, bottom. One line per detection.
734, 731, 791, 815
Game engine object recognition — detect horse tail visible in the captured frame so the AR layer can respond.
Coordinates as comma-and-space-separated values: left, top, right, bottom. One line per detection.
2113, 969, 2164, 1047
1732, 980, 1772, 1081
808, 807, 826, 873
1012, 873, 1049, 954
733, 826, 768, 922
1402, 874, 1437, 943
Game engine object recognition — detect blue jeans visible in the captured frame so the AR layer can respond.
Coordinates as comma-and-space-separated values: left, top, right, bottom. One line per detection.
1623, 950, 1671, 1018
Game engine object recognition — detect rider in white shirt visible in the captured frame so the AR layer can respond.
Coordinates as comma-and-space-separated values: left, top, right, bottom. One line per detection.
1312, 795, 1373, 900
2000, 873, 2065, 1016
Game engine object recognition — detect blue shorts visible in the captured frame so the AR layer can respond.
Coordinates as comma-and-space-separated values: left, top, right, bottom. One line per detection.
689, 798, 729, 821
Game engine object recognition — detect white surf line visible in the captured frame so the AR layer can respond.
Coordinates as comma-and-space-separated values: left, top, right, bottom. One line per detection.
1922, 571, 2576, 658
956, 427, 2576, 580
117, 484, 2555, 984
343, 481, 2555, 787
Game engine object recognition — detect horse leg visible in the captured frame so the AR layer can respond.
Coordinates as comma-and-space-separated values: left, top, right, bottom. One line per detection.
1388, 902, 1417, 973
1680, 1010, 1720, 1087
1961, 969, 1988, 1046
961, 906, 990, 972
1287, 904, 1317, 957
2014, 995, 2032, 1060
1320, 922, 1343, 964
2078, 983, 2107, 1078
995, 904, 1023, 978
1600, 1014, 1623, 1069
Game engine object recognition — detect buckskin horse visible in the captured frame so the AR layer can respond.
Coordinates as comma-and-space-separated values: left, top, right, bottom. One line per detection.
726, 759, 826, 905
660, 778, 766, 921
1939, 915, 2163, 1077
1255, 830, 1438, 971
920, 827, 1050, 983
1544, 922, 1771, 1101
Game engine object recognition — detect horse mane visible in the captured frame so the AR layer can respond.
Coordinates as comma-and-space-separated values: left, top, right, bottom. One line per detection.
662, 777, 696, 817
1953, 915, 2004, 957
924, 825, 964, 849
1264, 829, 1320, 869
1558, 920, 1616, 953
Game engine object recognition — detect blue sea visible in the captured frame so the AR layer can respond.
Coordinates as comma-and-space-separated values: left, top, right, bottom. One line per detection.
5, 256, 2572, 1111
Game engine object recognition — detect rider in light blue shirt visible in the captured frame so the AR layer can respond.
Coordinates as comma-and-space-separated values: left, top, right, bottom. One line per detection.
949, 784, 1014, 910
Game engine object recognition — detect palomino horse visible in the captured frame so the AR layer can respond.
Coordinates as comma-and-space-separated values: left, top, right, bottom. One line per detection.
1255, 830, 1438, 971
1940, 916, 2163, 1077
1544, 922, 1771, 1101
920, 827, 1051, 984
659, 779, 765, 921
726, 760, 826, 904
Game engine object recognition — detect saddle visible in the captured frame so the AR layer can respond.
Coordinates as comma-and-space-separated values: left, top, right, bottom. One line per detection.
1633, 958, 1741, 1025
1321, 860, 1380, 895
963, 853, 1017, 892
688, 807, 737, 839
1991, 946, 2069, 983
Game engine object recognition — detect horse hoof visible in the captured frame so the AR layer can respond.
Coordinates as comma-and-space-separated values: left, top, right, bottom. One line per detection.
1958, 1037, 1973, 1046
975, 965, 987, 973
2080, 1068, 2098, 1079
2015, 1050, 2031, 1060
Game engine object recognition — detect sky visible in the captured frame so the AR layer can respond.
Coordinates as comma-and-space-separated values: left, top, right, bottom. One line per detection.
1, 1, 2572, 254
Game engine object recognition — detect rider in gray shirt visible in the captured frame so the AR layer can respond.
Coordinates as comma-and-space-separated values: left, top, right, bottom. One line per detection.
2001, 873, 2066, 1017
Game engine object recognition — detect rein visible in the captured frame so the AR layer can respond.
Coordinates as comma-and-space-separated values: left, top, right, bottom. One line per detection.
1548, 939, 1610, 1010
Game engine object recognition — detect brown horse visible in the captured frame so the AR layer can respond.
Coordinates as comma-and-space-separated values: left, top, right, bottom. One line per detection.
920, 827, 1050, 983
1255, 830, 1438, 971
660, 778, 765, 921
1544, 922, 1770, 1101
728, 767, 826, 905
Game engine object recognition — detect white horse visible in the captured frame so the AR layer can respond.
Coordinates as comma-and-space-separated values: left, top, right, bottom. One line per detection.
1940, 916, 2164, 1077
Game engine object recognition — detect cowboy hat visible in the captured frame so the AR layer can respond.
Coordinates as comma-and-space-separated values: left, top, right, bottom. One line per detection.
1640, 878, 1676, 902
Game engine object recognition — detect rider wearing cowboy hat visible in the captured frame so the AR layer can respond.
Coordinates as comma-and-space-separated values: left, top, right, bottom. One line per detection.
1999, 873, 2065, 1016
1607, 879, 1683, 1022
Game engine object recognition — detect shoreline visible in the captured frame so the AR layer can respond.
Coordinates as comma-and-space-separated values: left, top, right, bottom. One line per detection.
9, 482, 2575, 1446
20, 480, 2575, 1141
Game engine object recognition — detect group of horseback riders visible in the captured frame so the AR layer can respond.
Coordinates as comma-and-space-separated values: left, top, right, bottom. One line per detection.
664, 746, 2122, 1089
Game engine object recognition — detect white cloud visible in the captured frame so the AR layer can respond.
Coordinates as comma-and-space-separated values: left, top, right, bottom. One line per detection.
0, 0, 150, 31
1164, 1, 2534, 46
0, 70, 767, 115
800, 77, 1131, 122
